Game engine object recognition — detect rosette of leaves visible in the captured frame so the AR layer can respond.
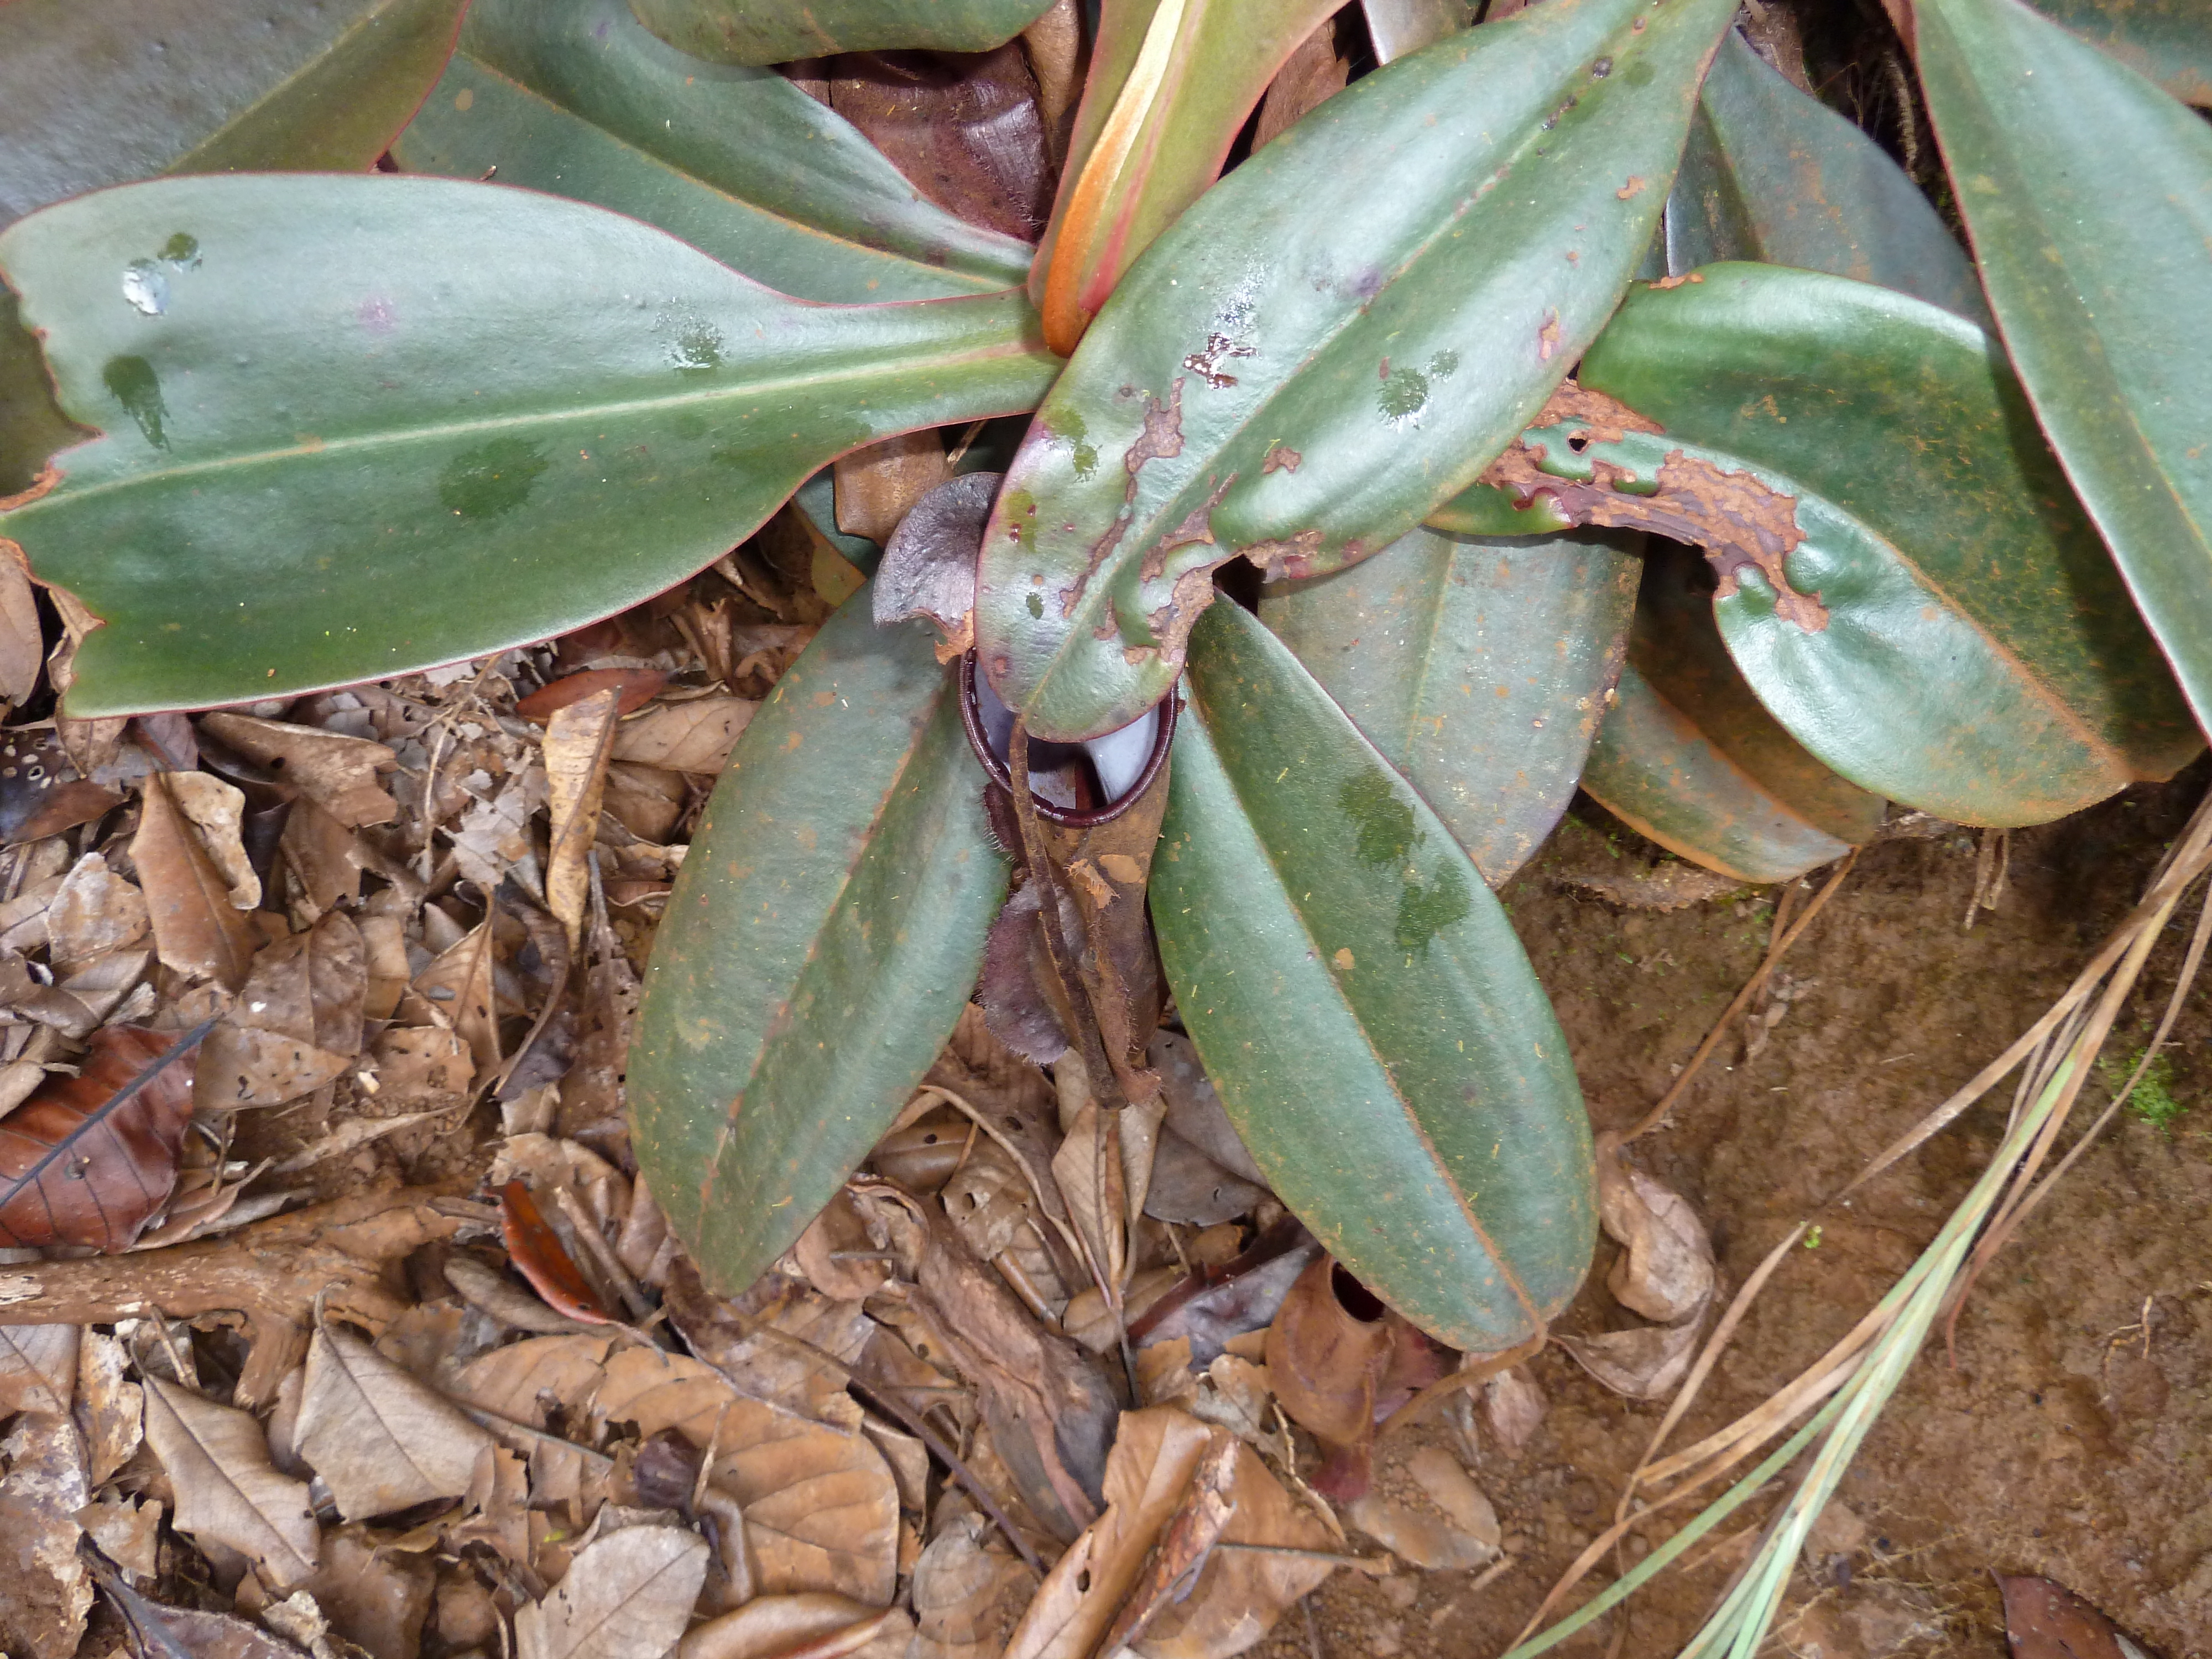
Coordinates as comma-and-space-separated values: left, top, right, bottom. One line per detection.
0, 0, 2205, 1349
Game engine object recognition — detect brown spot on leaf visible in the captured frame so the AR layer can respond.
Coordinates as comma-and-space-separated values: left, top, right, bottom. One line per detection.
1615, 175, 1646, 199
1061, 382, 1186, 618
1537, 314, 1561, 361
1648, 272, 1704, 290
1139, 474, 1235, 583
1242, 529, 1327, 582
1182, 333, 1254, 390
1480, 382, 1825, 632
1262, 442, 1302, 474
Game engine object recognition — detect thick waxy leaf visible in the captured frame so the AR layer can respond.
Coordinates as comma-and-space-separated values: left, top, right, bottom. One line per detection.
390, 0, 1032, 304
2020, 0, 2212, 106
628, 0, 1056, 67
1259, 526, 1639, 885
1520, 267, 2200, 825
1151, 601, 1594, 1352
0, 175, 1060, 716
1579, 543, 1882, 883
975, 0, 1738, 742
628, 593, 1006, 1293
1029, 0, 1342, 353
1667, 29, 1987, 325
1916, 0, 2212, 743
0, 0, 468, 229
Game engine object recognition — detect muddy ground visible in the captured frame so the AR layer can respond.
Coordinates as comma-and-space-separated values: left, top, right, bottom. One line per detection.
1259, 770, 2212, 1659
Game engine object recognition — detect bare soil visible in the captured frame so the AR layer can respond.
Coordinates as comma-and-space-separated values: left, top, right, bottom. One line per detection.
1265, 770, 2212, 1659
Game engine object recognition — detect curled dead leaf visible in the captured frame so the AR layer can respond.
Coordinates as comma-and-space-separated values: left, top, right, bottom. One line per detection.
1556, 1318, 1704, 1401
143, 1374, 320, 1587
1595, 1131, 1715, 1323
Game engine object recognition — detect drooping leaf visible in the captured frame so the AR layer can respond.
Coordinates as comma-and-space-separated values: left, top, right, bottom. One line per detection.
0, 175, 1060, 716
389, 0, 1033, 304
628, 592, 1008, 1296
1028, 0, 1343, 353
0, 1022, 208, 1252
1150, 600, 1594, 1352
1497, 268, 2200, 825
1916, 0, 2212, 742
975, 0, 1738, 742
1579, 541, 1882, 882
2018, 0, 2212, 106
1667, 29, 1988, 325
628, 0, 1057, 67
0, 0, 469, 229
1260, 526, 1639, 885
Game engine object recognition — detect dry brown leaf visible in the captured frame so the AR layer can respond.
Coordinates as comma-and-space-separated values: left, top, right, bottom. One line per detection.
44, 852, 149, 975
543, 687, 621, 951
411, 919, 500, 1082
296, 1322, 496, 1519
357, 913, 409, 1021
0, 1319, 76, 1417
664, 1260, 873, 1422
444, 1253, 597, 1334
1147, 1032, 1266, 1186
1556, 1319, 1704, 1401
369, 1025, 473, 1111
1001, 1408, 1335, 1659
279, 796, 369, 917
290, 1527, 436, 1659
1144, 1130, 1267, 1228
77, 1326, 142, 1484
199, 713, 399, 827
609, 695, 756, 774
448, 1333, 615, 1500
164, 770, 261, 909
602, 761, 688, 843
1346, 1446, 1499, 1572
135, 770, 257, 989
445, 1442, 531, 1570
75, 1493, 161, 1582
515, 1524, 709, 1659
1481, 1363, 1545, 1458
910, 1512, 1036, 1659
1996, 1574, 2138, 1659
197, 1026, 354, 1112
834, 430, 951, 545
1595, 1133, 1715, 1323
143, 1374, 320, 1586
591, 1345, 901, 1605
677, 1594, 907, 1659
1253, 10, 1351, 148
0, 554, 44, 705
0, 1411, 92, 1659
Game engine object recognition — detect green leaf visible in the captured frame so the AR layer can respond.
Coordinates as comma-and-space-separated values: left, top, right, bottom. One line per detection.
629, 592, 1006, 1291
1152, 599, 1593, 1350
0, 175, 1060, 716
2018, 0, 2212, 106
390, 0, 1033, 304
1546, 264, 2200, 826
1916, 0, 2212, 745
974, 0, 1739, 743
1667, 29, 1989, 326
0, 0, 468, 229
1030, 0, 1342, 353
1579, 542, 1882, 883
628, 0, 1056, 67
1259, 526, 1639, 885
0, 292, 87, 498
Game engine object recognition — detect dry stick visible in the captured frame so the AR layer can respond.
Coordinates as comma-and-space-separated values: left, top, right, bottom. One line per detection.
1623, 850, 1859, 1142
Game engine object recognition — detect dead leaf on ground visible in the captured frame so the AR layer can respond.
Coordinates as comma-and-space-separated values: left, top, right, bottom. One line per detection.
910, 1511, 1037, 1659
501, 1178, 618, 1325
199, 713, 399, 827
44, 852, 148, 975
0, 1021, 204, 1250
1596, 1131, 1715, 1323
78, 1326, 143, 1483
609, 696, 757, 774
143, 1374, 320, 1587
835, 430, 953, 546
515, 1523, 708, 1659
677, 1594, 909, 1659
0, 1411, 92, 1659
0, 554, 44, 705
76, 1493, 161, 1582
1002, 1407, 1336, 1659
0, 731, 122, 847
296, 1321, 496, 1519
0, 1317, 76, 1416
1481, 1363, 1546, 1458
410, 919, 501, 1083
163, 770, 262, 909
1995, 1574, 2139, 1659
135, 771, 258, 989
1347, 1445, 1500, 1572
1556, 1318, 1704, 1402
448, 1333, 617, 1501
591, 1345, 902, 1605
543, 686, 621, 951
518, 667, 668, 724
288, 1527, 436, 1659
1254, 9, 1352, 147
